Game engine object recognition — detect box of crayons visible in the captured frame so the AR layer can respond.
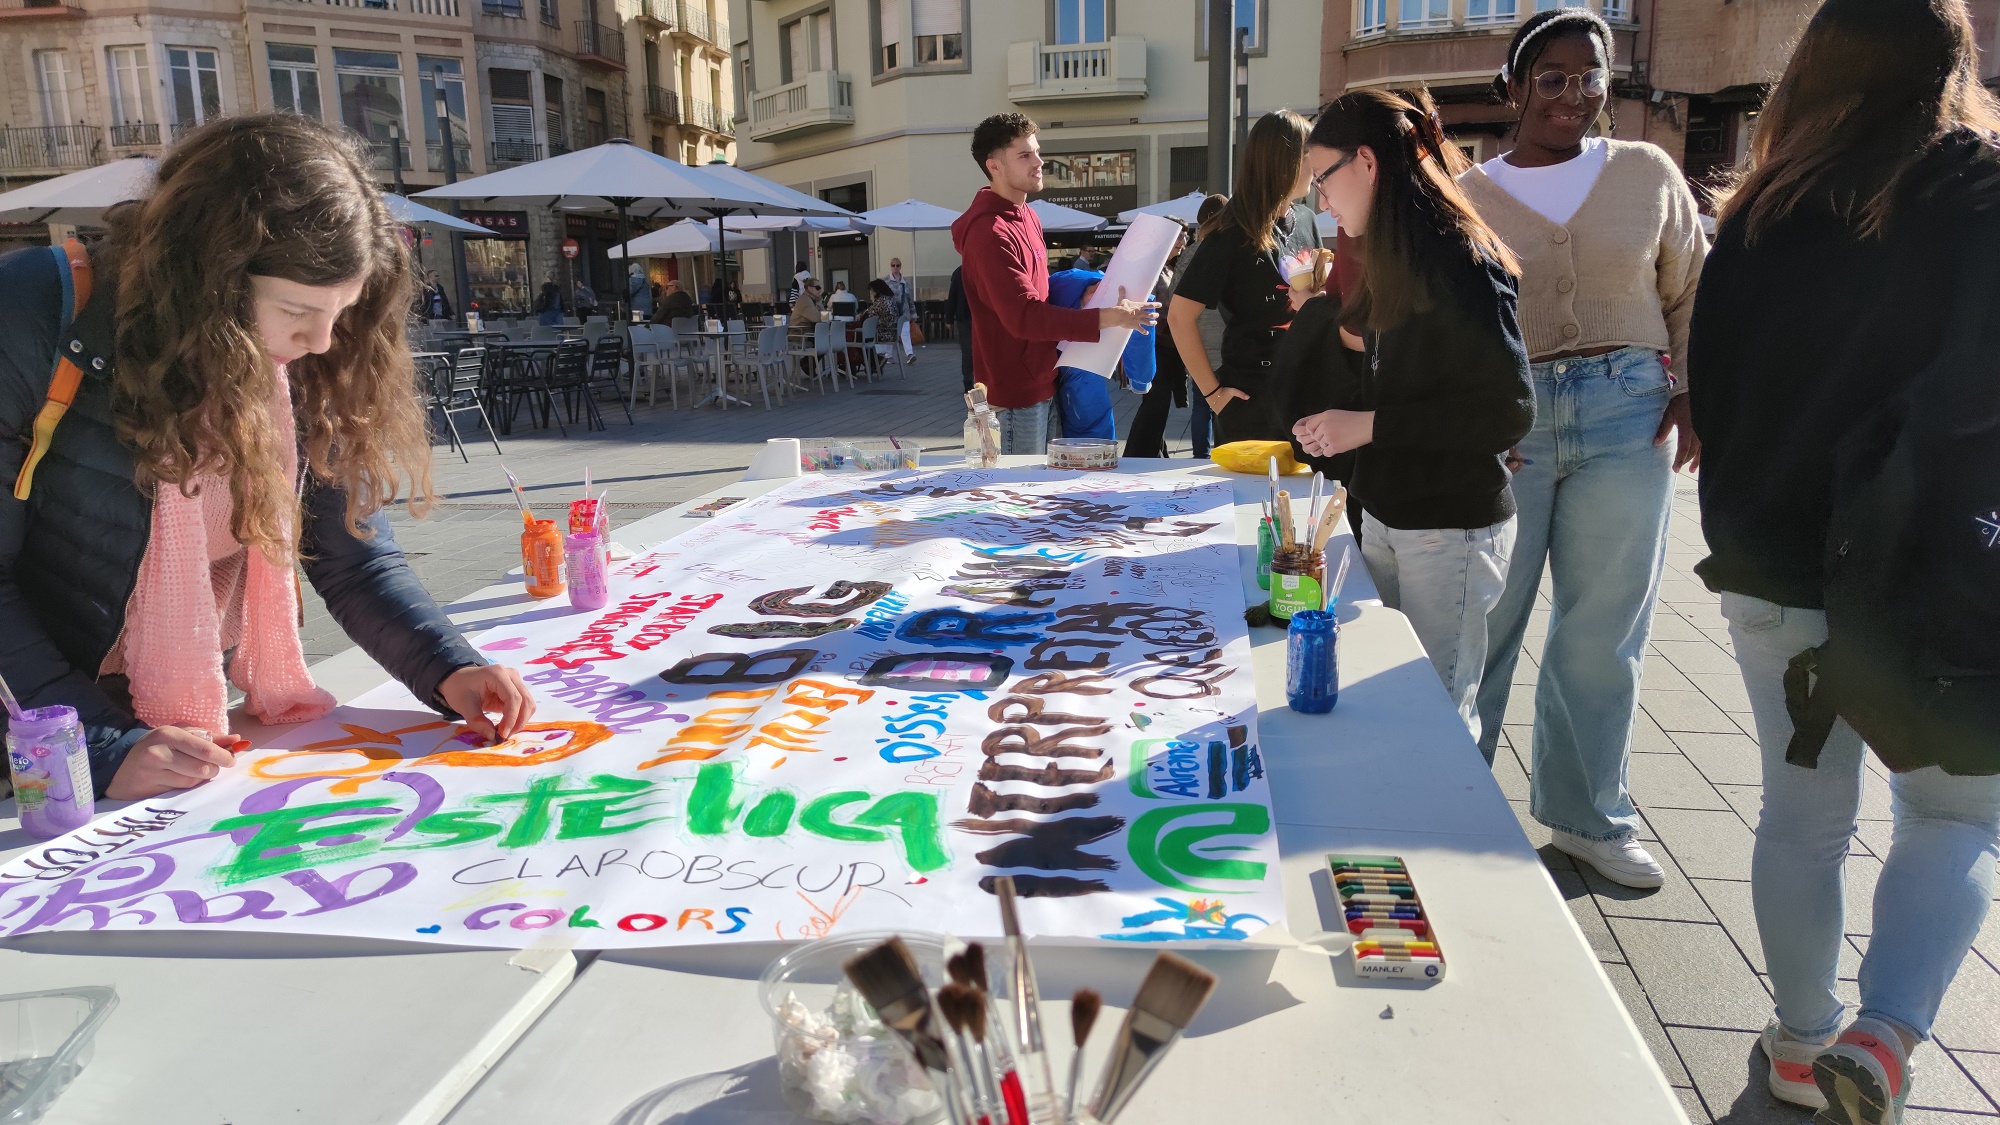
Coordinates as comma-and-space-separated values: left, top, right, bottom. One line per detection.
1329, 853, 1446, 982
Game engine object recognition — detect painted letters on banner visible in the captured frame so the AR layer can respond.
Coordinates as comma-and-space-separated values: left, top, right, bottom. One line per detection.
0, 469, 1283, 947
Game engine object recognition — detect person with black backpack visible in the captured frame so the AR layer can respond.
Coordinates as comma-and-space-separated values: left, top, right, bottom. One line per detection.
1689, 2, 2000, 1119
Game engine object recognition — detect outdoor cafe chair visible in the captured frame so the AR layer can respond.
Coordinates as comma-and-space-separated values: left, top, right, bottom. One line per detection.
427, 347, 503, 462
585, 334, 635, 427
494, 339, 565, 436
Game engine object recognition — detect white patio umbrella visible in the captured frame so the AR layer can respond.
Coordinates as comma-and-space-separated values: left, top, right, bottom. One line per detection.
694, 159, 861, 298
854, 199, 963, 308
1117, 190, 1208, 225
1029, 198, 1108, 232
0, 157, 155, 224
384, 193, 498, 236
415, 139, 841, 315
605, 220, 773, 258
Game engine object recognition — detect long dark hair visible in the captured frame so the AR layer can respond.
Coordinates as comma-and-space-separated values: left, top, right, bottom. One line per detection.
1200, 111, 1310, 252
1307, 88, 1519, 333
107, 113, 427, 556
1722, 0, 2000, 241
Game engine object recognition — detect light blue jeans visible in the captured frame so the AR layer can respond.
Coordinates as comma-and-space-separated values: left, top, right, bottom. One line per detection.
1477, 346, 1674, 841
1725, 592, 2000, 1043
996, 399, 1056, 456
1360, 509, 1515, 744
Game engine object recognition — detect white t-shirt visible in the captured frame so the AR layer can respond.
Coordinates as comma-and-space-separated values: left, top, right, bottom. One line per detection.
1480, 137, 1608, 226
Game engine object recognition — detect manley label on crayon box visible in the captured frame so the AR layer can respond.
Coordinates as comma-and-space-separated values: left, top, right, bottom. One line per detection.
1330, 853, 1447, 983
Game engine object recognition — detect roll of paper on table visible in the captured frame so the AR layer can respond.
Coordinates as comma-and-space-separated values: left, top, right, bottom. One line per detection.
1285, 608, 1337, 713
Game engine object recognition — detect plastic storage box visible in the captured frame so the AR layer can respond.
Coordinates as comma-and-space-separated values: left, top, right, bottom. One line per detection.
0, 986, 118, 1124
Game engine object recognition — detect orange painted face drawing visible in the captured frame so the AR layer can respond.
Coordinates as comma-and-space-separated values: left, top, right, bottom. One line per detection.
246, 720, 614, 793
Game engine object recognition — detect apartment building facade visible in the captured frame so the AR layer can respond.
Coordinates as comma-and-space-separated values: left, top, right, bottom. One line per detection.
1, 0, 734, 311
727, 0, 1324, 302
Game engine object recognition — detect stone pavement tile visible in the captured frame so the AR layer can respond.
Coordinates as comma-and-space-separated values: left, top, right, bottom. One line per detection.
1651, 611, 1713, 643
1504, 724, 1535, 764
1901, 1042, 2000, 1113
1655, 638, 1745, 678
1675, 731, 1765, 786
1646, 808, 1757, 881
1632, 753, 1733, 812
1659, 577, 1716, 604
1859, 767, 1896, 821
1612, 918, 1771, 1029
1716, 784, 1764, 826
1933, 953, 2000, 1054
1602, 960, 1696, 1087
1502, 682, 1537, 727
1551, 865, 1624, 964
1645, 653, 1701, 692
1645, 689, 1745, 734
1632, 708, 1682, 755
1679, 1086, 1715, 1124
1584, 848, 1718, 924
1842, 854, 1883, 936
1956, 1050, 2000, 1111
1689, 672, 1756, 714
1493, 741, 1531, 802
1851, 818, 1895, 861
1665, 1026, 1813, 1125
1669, 598, 1729, 632
1902, 1111, 2000, 1123
1693, 878, 1862, 980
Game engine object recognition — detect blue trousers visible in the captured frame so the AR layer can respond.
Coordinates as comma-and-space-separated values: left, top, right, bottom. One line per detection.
1056, 367, 1116, 440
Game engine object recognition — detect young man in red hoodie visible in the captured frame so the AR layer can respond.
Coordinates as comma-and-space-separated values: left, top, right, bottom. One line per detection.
951, 113, 1159, 453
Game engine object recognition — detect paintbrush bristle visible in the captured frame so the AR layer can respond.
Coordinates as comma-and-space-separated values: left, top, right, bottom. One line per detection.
1132, 953, 1217, 1032
843, 937, 925, 1020
937, 982, 976, 1034
1071, 989, 1102, 1046
961, 986, 989, 1043
947, 951, 973, 988
995, 875, 1022, 938
963, 943, 988, 992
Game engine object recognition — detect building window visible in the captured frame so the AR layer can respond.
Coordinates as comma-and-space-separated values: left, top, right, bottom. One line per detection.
736, 41, 752, 114
544, 73, 567, 151
1534, 0, 1560, 9
267, 44, 322, 118
1355, 0, 1387, 34
34, 50, 75, 127
913, 0, 963, 62
1168, 146, 1206, 199
490, 67, 536, 162
876, 0, 900, 71
1198, 0, 1261, 56
780, 8, 834, 84
107, 46, 154, 129
540, 0, 558, 27
335, 49, 404, 156
1601, 0, 1630, 20
1466, 0, 1517, 23
166, 47, 223, 131
1399, 0, 1449, 30
585, 85, 608, 145
1037, 149, 1138, 219
1054, 0, 1106, 45
419, 56, 468, 172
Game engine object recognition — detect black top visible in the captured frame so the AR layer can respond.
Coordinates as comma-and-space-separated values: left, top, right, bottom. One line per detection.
1175, 202, 1319, 383
1273, 292, 1369, 485
1689, 172, 1964, 608
1353, 253, 1534, 531
948, 266, 972, 323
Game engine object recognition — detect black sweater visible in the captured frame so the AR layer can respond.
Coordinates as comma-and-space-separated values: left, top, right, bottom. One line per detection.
1688, 168, 1970, 607
1353, 254, 1534, 531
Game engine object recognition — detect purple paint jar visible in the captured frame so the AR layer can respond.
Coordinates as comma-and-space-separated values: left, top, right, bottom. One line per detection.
566, 530, 611, 612
7, 705, 95, 839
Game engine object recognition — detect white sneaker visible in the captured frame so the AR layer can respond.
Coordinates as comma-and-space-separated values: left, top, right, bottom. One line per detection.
1760, 1020, 1830, 1109
1550, 828, 1665, 888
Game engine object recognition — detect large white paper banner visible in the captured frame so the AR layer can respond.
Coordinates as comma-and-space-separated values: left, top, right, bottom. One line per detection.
0, 469, 1284, 948
1055, 213, 1181, 378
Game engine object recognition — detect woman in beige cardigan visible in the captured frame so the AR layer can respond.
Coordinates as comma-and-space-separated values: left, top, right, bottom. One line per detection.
1459, 8, 1706, 891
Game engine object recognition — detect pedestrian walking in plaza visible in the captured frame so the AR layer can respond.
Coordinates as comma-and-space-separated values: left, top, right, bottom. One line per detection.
535, 277, 565, 326
1294, 88, 1534, 743
421, 270, 453, 321
0, 113, 532, 802
887, 257, 916, 362
951, 112, 1156, 454
1459, 7, 1709, 889
1689, 1, 2000, 1119
573, 279, 598, 320
627, 263, 653, 320
1170, 112, 1320, 446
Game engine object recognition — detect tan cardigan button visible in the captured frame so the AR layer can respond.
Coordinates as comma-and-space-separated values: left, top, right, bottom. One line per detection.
1551, 229, 1570, 244
1557, 278, 1574, 294
1562, 323, 1580, 338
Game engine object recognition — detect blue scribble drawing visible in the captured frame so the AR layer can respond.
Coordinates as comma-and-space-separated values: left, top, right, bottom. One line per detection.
1100, 897, 1267, 942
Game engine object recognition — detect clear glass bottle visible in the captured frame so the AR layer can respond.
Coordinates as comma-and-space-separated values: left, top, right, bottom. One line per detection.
965, 406, 1000, 468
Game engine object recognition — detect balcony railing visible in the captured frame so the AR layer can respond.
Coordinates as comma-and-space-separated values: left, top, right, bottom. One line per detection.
428, 142, 473, 172
0, 0, 85, 17
1007, 36, 1147, 102
0, 125, 100, 171
109, 122, 160, 147
645, 84, 680, 122
575, 19, 625, 66
490, 138, 541, 163
634, 0, 673, 26
482, 0, 523, 14
275, 0, 462, 12
674, 0, 720, 43
747, 70, 852, 142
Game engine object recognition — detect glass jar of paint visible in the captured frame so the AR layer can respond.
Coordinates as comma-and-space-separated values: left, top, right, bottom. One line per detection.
1285, 610, 1339, 714
7, 705, 95, 839
566, 530, 610, 611
1268, 545, 1326, 622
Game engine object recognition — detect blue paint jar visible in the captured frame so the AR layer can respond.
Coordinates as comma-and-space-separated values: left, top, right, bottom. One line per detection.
1286, 609, 1338, 714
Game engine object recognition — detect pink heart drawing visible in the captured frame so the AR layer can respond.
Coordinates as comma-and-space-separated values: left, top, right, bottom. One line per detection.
480, 636, 529, 651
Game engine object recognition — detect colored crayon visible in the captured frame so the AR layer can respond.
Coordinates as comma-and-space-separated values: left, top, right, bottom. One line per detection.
1355, 944, 1440, 956
1345, 907, 1421, 919
1339, 892, 1416, 906
1336, 880, 1416, 894
1348, 918, 1428, 935
1335, 875, 1414, 886
1357, 939, 1438, 952
1330, 860, 1406, 873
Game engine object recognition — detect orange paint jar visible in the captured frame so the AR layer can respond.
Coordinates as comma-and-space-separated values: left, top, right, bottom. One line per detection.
522, 518, 566, 598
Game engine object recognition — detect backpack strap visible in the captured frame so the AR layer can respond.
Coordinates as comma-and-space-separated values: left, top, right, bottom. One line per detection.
13, 239, 94, 501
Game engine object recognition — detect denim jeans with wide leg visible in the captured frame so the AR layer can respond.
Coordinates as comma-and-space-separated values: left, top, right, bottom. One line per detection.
1361, 510, 1516, 744
996, 399, 1057, 456
1724, 592, 2000, 1043
1476, 346, 1674, 842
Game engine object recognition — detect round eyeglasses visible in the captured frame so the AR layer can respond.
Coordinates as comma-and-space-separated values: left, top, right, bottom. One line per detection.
1533, 67, 1609, 101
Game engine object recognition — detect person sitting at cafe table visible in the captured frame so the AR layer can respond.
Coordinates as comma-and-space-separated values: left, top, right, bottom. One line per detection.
656, 279, 697, 324
791, 278, 826, 325
829, 281, 858, 317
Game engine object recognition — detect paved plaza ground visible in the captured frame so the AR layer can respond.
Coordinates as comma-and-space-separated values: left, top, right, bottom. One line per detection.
305, 342, 2000, 1123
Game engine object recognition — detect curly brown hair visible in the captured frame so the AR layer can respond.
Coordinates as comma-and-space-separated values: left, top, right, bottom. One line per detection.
106, 112, 432, 559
